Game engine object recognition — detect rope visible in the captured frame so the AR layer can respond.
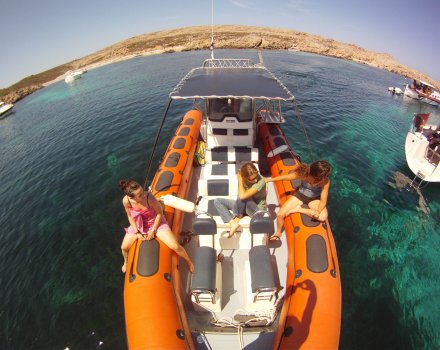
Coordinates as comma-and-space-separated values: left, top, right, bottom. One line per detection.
143, 98, 172, 189
210, 307, 277, 349
292, 100, 314, 160
239, 325, 244, 349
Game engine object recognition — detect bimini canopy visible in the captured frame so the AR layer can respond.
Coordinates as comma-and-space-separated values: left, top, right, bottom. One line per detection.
170, 64, 295, 101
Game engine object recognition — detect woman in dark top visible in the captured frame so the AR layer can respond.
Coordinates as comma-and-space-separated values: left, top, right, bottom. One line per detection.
266, 160, 331, 240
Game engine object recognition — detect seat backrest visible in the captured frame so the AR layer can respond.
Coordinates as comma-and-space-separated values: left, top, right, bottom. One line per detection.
192, 214, 217, 247
193, 216, 217, 235
250, 213, 275, 235
198, 178, 238, 197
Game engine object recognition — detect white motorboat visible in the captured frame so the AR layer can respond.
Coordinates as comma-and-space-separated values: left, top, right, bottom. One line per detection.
404, 80, 440, 106
0, 101, 14, 118
388, 86, 403, 95
65, 70, 85, 83
405, 113, 440, 185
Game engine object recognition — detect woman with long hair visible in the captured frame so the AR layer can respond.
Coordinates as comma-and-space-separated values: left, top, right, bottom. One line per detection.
119, 180, 194, 273
214, 162, 266, 237
266, 160, 331, 240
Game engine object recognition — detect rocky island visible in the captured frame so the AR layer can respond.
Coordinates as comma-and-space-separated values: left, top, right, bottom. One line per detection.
1, 25, 439, 103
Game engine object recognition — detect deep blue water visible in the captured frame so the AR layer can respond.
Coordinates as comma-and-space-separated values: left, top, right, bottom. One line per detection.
1, 50, 439, 350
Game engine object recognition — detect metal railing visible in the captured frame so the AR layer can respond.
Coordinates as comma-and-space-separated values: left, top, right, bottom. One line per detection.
425, 147, 440, 166
203, 58, 257, 68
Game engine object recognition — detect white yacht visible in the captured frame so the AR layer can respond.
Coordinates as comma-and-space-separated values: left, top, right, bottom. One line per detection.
405, 113, 440, 185
404, 80, 440, 106
65, 70, 85, 83
0, 101, 14, 118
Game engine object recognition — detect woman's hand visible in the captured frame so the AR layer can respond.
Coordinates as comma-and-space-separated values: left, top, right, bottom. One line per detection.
311, 209, 320, 219
145, 229, 156, 240
137, 233, 147, 241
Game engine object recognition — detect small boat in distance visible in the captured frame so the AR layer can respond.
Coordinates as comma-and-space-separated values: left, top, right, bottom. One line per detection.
0, 101, 14, 118
404, 79, 440, 106
405, 113, 440, 187
65, 69, 86, 83
388, 86, 403, 95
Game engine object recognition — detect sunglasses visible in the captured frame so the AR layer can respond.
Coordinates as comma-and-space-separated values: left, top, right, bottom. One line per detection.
247, 173, 259, 182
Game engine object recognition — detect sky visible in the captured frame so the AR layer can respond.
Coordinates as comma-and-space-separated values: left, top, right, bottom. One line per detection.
1, 0, 439, 88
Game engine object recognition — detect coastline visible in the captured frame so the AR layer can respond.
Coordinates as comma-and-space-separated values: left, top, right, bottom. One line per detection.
42, 49, 169, 88
2, 25, 439, 103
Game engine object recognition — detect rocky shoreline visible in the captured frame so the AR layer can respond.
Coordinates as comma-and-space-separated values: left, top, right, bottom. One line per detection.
2, 25, 439, 104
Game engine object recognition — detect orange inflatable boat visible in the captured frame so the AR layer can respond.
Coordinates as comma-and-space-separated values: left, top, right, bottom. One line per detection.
259, 122, 341, 349
123, 56, 341, 350
124, 110, 201, 350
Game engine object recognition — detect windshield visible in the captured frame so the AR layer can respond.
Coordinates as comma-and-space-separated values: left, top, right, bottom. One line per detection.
208, 98, 252, 122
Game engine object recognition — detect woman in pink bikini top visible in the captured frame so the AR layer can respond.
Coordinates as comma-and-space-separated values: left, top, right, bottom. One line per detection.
118, 179, 194, 274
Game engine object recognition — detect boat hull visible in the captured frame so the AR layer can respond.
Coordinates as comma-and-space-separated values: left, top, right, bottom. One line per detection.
124, 110, 202, 350
404, 84, 419, 99
405, 132, 440, 182
404, 84, 440, 106
0, 104, 14, 117
258, 123, 341, 350
65, 71, 83, 83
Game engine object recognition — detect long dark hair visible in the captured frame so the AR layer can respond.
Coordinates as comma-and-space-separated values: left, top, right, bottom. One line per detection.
310, 160, 331, 180
240, 162, 258, 180
298, 160, 331, 185
119, 180, 141, 197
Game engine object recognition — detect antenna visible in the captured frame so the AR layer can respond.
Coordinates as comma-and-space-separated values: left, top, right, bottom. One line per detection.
210, 0, 215, 59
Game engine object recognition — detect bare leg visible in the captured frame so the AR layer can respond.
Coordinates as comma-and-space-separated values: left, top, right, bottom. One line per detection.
271, 196, 303, 240
156, 229, 194, 272
121, 233, 139, 273
306, 200, 328, 221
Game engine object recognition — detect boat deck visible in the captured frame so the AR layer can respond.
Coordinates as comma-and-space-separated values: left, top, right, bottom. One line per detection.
177, 143, 289, 348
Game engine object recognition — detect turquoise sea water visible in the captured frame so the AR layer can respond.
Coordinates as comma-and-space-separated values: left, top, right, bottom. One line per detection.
1, 50, 439, 349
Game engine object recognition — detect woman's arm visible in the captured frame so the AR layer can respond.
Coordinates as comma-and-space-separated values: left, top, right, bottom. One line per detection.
122, 197, 143, 240
317, 180, 330, 214
266, 172, 297, 183
146, 194, 164, 240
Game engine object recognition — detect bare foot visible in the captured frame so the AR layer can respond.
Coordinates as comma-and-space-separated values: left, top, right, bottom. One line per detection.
188, 261, 195, 273
269, 233, 282, 241
228, 221, 241, 238
121, 261, 127, 273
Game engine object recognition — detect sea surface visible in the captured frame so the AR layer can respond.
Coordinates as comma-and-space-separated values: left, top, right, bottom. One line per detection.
1, 50, 439, 350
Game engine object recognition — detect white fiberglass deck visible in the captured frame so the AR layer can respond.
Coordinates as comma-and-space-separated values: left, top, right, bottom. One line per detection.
178, 151, 288, 349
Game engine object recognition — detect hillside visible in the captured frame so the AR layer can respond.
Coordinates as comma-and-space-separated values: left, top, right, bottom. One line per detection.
1, 25, 439, 103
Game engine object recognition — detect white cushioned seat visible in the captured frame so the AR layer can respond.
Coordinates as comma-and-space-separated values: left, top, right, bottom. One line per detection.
207, 115, 254, 149
205, 147, 258, 164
